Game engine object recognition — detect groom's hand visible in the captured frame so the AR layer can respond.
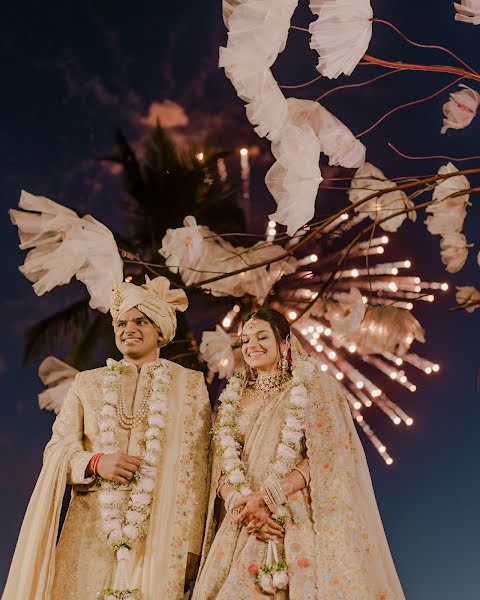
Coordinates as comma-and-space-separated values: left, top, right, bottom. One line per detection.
96, 453, 141, 483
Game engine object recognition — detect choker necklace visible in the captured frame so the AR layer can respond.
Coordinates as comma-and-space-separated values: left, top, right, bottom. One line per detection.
253, 371, 290, 396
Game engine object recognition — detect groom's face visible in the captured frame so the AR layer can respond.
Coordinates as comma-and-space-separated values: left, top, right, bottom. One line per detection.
114, 307, 160, 360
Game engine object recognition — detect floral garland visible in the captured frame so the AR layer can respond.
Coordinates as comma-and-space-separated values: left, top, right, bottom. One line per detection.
99, 359, 171, 600
214, 355, 314, 593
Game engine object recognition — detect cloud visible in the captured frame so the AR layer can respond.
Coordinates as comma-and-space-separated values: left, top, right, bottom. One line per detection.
139, 100, 189, 128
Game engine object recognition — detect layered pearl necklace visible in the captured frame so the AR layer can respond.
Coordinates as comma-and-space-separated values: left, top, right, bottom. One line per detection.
99, 359, 171, 600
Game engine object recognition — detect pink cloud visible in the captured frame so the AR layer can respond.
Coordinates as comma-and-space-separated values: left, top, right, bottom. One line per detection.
139, 100, 189, 128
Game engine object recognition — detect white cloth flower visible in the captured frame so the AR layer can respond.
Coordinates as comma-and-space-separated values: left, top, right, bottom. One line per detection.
426, 163, 470, 235
160, 222, 297, 303
454, 0, 480, 24
440, 232, 469, 273
37, 356, 78, 414
309, 0, 373, 79
159, 216, 204, 273
326, 288, 366, 337
441, 85, 480, 133
267, 122, 323, 236
455, 286, 480, 312
10, 190, 123, 312
348, 163, 416, 232
200, 326, 235, 379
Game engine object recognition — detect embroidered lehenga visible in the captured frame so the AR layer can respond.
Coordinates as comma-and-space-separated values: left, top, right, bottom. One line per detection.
193, 345, 405, 600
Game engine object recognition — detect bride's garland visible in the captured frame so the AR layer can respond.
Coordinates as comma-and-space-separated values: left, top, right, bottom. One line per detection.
99, 359, 171, 600
215, 355, 315, 594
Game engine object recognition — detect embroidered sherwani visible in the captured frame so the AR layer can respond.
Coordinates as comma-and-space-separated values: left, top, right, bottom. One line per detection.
2, 359, 211, 600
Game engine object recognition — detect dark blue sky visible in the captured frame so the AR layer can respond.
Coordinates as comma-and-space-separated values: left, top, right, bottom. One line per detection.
0, 2, 479, 598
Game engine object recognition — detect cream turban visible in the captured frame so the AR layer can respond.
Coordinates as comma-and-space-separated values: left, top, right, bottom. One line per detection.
111, 275, 188, 346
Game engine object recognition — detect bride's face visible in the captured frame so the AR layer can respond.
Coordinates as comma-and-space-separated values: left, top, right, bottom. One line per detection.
241, 318, 283, 374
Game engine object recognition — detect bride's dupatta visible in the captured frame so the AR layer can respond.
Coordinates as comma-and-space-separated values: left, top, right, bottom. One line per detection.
196, 336, 405, 600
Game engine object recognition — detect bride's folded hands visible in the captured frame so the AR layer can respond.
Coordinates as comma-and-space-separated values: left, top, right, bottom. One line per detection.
232, 492, 284, 538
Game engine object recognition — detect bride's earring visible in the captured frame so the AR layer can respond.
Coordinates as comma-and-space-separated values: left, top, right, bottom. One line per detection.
280, 347, 289, 373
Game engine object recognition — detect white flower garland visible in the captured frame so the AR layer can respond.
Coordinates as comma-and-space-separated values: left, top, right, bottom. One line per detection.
215, 355, 315, 593
99, 359, 171, 600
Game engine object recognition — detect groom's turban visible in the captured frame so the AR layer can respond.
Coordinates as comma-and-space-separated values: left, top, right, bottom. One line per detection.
110, 275, 188, 346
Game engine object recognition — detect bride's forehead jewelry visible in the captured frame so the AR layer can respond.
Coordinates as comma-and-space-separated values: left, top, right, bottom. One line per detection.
243, 315, 258, 333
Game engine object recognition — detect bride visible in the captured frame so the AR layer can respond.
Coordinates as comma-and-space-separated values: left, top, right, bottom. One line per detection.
193, 308, 405, 599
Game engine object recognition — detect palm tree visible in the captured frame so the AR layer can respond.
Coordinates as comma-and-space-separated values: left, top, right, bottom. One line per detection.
24, 124, 246, 372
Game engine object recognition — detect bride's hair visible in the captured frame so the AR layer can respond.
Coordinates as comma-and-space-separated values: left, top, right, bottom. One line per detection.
241, 309, 291, 383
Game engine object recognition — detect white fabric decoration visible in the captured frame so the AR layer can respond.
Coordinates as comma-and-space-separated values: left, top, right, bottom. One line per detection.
199, 326, 236, 379
38, 356, 79, 414
454, 1, 480, 24
220, 0, 366, 236
455, 286, 480, 312
348, 163, 416, 232
160, 216, 204, 273
159, 217, 297, 303
325, 288, 366, 337
309, 0, 373, 79
441, 85, 480, 133
440, 232, 469, 273
10, 190, 123, 312
426, 163, 470, 235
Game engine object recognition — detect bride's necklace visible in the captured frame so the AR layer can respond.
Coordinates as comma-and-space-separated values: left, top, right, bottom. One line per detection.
248, 370, 291, 402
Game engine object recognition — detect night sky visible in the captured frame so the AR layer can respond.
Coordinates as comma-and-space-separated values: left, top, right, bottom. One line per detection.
1, 2, 479, 598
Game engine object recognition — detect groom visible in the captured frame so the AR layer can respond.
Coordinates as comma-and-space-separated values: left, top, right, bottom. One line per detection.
3, 276, 211, 600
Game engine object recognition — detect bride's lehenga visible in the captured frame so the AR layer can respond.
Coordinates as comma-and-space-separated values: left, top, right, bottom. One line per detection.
193, 352, 405, 600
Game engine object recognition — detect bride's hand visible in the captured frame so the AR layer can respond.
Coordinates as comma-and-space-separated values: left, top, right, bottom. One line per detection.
255, 517, 285, 541
232, 492, 271, 530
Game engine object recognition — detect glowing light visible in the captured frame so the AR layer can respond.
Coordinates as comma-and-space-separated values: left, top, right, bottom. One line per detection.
312, 332, 320, 339
336, 372, 344, 380
124, 276, 133, 283
324, 327, 332, 336
288, 311, 297, 320
406, 302, 413, 310
362, 296, 368, 304
386, 457, 393, 465
432, 364, 440, 372
320, 364, 328, 372
351, 268, 359, 278
356, 415, 364, 422
240, 148, 249, 156
222, 317, 231, 328
441, 283, 449, 291
354, 401, 362, 409
404, 260, 411, 268
409, 385, 417, 392
309, 254, 318, 263
389, 372, 397, 380
356, 381, 364, 389
233, 305, 240, 313
376, 247, 384, 254
388, 282, 398, 292
310, 339, 317, 346
196, 152, 204, 161
414, 277, 421, 284
328, 350, 337, 360
391, 268, 398, 275
268, 220, 276, 228
425, 367, 432, 374
268, 228, 276, 236
348, 345, 356, 353
341, 213, 349, 221
316, 325, 324, 333
393, 417, 401, 425
315, 344, 324, 353
406, 418, 414, 426
415, 286, 422, 293
371, 389, 382, 398
395, 358, 403, 366
307, 326, 314, 333
301, 328, 308, 336
400, 375, 407, 383
379, 445, 386, 454
427, 295, 434, 302
381, 236, 389, 244
406, 336, 413, 344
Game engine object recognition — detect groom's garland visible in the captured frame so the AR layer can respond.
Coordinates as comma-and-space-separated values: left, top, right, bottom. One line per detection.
215, 355, 315, 593
99, 359, 171, 600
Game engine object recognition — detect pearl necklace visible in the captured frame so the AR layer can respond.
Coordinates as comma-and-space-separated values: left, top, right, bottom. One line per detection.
116, 385, 151, 430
